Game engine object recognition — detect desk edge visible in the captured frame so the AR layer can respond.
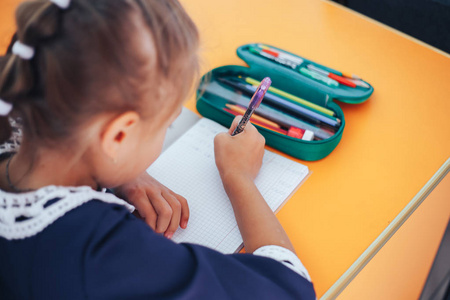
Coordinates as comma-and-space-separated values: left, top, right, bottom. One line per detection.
321, 157, 450, 300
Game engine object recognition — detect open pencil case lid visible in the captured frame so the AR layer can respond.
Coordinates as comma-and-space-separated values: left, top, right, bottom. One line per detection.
196, 43, 374, 161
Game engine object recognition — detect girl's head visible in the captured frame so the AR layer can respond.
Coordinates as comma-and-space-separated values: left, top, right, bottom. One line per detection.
0, 0, 199, 188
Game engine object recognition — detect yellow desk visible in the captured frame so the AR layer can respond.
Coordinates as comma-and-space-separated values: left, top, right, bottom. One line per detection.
179, 0, 450, 298
1, 0, 449, 298
338, 169, 450, 299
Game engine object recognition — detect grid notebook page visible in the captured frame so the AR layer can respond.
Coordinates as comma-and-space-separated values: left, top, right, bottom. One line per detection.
147, 118, 309, 254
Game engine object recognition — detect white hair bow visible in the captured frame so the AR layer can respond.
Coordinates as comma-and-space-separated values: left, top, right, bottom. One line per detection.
49, 0, 71, 9
0, 99, 13, 116
12, 41, 35, 60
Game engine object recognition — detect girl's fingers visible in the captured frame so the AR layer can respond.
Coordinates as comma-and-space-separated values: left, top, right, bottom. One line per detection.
162, 191, 182, 239
117, 173, 189, 235
244, 121, 259, 134
228, 116, 243, 135
173, 192, 189, 229
227, 115, 260, 136
135, 191, 158, 230
148, 190, 173, 234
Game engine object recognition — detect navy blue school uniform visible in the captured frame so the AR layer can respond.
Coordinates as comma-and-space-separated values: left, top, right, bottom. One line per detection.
0, 195, 315, 300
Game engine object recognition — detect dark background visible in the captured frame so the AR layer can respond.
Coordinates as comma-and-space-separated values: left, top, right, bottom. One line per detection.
331, 0, 450, 54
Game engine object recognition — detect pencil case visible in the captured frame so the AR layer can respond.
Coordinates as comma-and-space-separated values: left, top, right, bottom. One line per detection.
196, 43, 374, 161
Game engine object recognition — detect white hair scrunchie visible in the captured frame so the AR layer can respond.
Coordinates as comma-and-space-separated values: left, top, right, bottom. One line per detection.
49, 0, 71, 9
0, 99, 13, 116
12, 41, 35, 60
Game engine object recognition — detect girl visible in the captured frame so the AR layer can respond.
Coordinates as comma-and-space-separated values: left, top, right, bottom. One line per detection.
0, 0, 316, 299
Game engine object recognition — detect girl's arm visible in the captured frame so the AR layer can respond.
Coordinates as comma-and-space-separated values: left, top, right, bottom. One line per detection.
214, 116, 295, 254
114, 172, 189, 239
220, 173, 295, 253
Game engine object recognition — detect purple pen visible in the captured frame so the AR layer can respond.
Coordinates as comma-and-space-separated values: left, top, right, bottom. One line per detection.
231, 77, 271, 136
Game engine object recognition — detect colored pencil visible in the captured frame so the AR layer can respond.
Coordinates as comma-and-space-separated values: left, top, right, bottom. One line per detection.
224, 107, 314, 140
201, 80, 335, 140
307, 64, 356, 88
218, 78, 341, 128
248, 46, 298, 69
244, 76, 336, 117
257, 44, 304, 65
299, 67, 339, 88
225, 104, 281, 129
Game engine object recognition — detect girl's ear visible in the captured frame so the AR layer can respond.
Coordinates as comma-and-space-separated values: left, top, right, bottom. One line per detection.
101, 111, 140, 162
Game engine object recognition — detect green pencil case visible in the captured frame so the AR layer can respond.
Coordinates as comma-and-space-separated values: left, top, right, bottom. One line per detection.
196, 43, 374, 161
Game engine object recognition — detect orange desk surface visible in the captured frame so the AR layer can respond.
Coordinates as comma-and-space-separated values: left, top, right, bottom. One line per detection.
338, 171, 450, 300
180, 0, 450, 297
1, 0, 450, 298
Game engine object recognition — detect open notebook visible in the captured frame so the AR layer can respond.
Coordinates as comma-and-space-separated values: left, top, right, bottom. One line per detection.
147, 109, 309, 254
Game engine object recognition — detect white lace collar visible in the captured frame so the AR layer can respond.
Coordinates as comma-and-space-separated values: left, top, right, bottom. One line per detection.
0, 185, 135, 240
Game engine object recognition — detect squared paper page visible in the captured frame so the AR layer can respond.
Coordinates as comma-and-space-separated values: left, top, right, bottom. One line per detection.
147, 118, 309, 254
162, 107, 200, 152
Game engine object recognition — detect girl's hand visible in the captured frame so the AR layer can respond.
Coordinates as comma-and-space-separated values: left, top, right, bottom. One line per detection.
214, 116, 265, 184
114, 172, 189, 239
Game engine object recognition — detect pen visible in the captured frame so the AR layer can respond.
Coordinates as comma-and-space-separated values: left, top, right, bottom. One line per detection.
307, 65, 369, 88
244, 76, 336, 117
219, 78, 341, 129
256, 44, 365, 83
341, 72, 362, 80
253, 105, 334, 140
225, 104, 281, 129
225, 107, 280, 132
224, 107, 314, 140
231, 77, 271, 136
226, 104, 315, 140
307, 64, 357, 88
344, 78, 370, 89
200, 80, 335, 140
299, 67, 339, 88
247, 104, 335, 140
248, 46, 298, 69
257, 44, 304, 65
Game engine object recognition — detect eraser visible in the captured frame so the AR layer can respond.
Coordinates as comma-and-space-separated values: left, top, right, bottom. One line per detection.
287, 127, 305, 139
302, 130, 314, 141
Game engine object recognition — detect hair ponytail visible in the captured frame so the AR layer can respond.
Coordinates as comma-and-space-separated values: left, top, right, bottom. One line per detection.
0, 113, 12, 144
0, 1, 62, 144
0, 40, 16, 144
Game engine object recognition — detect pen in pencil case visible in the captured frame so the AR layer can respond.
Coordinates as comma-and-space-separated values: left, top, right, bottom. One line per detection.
224, 107, 314, 141
224, 104, 314, 141
247, 103, 334, 140
344, 77, 370, 88
255, 44, 368, 87
231, 77, 271, 136
218, 78, 341, 129
243, 76, 336, 117
341, 71, 362, 80
307, 64, 356, 88
248, 46, 299, 70
299, 67, 339, 88
225, 104, 280, 129
306, 64, 370, 88
200, 80, 335, 140
218, 77, 337, 126
317, 65, 365, 82
257, 44, 304, 65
